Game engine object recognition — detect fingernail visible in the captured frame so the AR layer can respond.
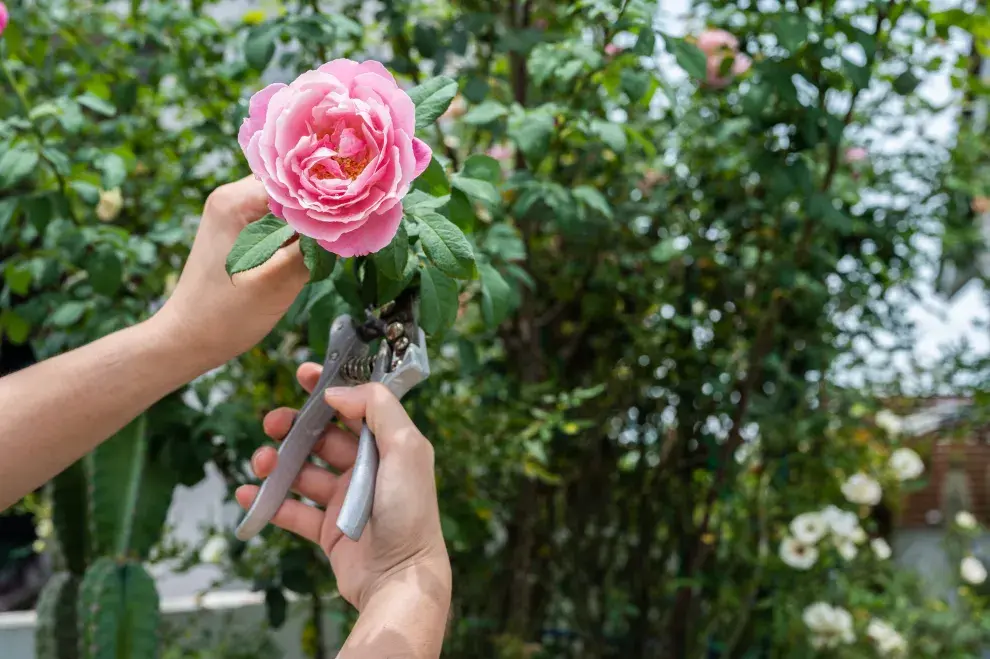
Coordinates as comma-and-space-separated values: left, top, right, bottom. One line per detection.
324, 387, 350, 400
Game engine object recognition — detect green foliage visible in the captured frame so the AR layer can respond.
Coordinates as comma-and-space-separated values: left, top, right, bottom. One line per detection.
225, 217, 296, 277
36, 571, 81, 659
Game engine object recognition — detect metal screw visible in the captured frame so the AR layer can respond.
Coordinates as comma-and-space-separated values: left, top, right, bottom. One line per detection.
385, 322, 405, 342
329, 351, 339, 361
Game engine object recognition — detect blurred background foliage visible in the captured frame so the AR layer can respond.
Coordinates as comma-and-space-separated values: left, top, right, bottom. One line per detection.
3, 0, 990, 657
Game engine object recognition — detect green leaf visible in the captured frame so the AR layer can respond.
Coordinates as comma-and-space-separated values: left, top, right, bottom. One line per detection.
225, 215, 297, 276
98, 153, 127, 189
894, 70, 920, 95
451, 174, 499, 206
300, 236, 337, 282
573, 186, 613, 218
508, 110, 554, 161
592, 120, 627, 152
373, 222, 409, 280
843, 58, 871, 90
280, 547, 314, 594
417, 213, 476, 279
4, 262, 31, 295
76, 93, 116, 117
620, 69, 651, 102
633, 26, 656, 56
418, 266, 459, 334
0, 146, 40, 190
377, 251, 417, 304
42, 147, 72, 176
479, 263, 512, 327
412, 157, 451, 195
245, 26, 276, 71
463, 100, 508, 125
70, 181, 101, 205
775, 15, 810, 53
447, 189, 476, 231
408, 76, 458, 130
51, 301, 87, 327
668, 37, 708, 81
1, 310, 29, 343
86, 249, 124, 296
462, 154, 502, 184
0, 198, 18, 236
403, 190, 450, 217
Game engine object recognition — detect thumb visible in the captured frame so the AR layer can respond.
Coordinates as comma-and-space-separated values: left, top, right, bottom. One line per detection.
324, 383, 428, 458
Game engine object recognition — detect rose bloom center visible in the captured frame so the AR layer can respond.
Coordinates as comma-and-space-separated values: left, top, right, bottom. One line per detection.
309, 121, 372, 181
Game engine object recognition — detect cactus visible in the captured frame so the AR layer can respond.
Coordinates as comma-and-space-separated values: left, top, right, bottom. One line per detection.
77, 559, 160, 659
35, 571, 80, 659
41, 413, 173, 659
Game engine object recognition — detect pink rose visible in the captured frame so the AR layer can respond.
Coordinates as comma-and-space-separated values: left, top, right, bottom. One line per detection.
0, 3, 9, 36
844, 147, 868, 163
697, 29, 751, 88
238, 59, 432, 257
605, 43, 623, 57
487, 143, 514, 163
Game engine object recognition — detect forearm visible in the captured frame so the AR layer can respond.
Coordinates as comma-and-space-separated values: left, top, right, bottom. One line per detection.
0, 315, 214, 510
340, 562, 452, 659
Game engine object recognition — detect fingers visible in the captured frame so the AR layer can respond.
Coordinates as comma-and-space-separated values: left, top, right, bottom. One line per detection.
205, 176, 270, 227
323, 383, 430, 459
251, 447, 339, 505
297, 363, 322, 394
235, 485, 323, 545
262, 407, 359, 471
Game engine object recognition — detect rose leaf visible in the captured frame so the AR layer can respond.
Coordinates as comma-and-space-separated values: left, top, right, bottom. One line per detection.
409, 76, 458, 130
372, 222, 409, 281
416, 212, 476, 279
418, 265, 458, 334
225, 215, 297, 277
479, 262, 512, 327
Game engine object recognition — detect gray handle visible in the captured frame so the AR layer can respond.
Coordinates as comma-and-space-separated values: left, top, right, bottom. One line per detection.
336, 422, 379, 540
234, 316, 363, 542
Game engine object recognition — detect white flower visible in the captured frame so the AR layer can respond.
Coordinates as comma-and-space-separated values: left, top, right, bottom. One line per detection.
96, 187, 123, 222
199, 535, 228, 564
779, 536, 819, 570
875, 410, 902, 436
961, 556, 987, 585
803, 602, 855, 649
871, 537, 892, 560
835, 537, 858, 561
734, 439, 760, 465
955, 511, 978, 530
790, 512, 828, 545
821, 505, 864, 541
867, 618, 907, 657
841, 472, 882, 506
888, 448, 924, 481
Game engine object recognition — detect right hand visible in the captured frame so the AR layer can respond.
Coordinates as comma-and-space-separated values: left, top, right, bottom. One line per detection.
235, 363, 451, 611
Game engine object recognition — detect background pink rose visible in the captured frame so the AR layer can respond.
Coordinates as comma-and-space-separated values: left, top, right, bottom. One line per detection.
697, 28, 751, 88
844, 146, 868, 163
238, 58, 432, 257
0, 3, 9, 36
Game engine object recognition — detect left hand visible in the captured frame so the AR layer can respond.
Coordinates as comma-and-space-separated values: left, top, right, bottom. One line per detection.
154, 176, 309, 367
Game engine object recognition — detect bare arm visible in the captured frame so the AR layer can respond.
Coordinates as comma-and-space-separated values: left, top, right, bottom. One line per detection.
0, 176, 309, 511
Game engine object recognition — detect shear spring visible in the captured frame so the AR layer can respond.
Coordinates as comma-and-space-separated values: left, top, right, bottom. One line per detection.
341, 355, 376, 383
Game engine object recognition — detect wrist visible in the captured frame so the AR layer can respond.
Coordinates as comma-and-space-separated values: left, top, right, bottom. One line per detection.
363, 549, 452, 612
142, 310, 225, 377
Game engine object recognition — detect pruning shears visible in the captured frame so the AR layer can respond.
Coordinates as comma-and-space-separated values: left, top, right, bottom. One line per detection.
234, 290, 430, 542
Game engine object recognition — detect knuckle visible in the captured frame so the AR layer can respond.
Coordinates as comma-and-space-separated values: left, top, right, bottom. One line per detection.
204, 184, 239, 218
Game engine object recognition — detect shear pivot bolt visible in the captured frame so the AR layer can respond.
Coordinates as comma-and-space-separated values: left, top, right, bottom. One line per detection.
385, 322, 405, 342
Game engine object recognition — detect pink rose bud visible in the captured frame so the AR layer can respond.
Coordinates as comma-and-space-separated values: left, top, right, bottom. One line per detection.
487, 143, 514, 162
696, 28, 749, 88
0, 3, 9, 36
238, 59, 432, 257
605, 43, 622, 57
844, 146, 868, 163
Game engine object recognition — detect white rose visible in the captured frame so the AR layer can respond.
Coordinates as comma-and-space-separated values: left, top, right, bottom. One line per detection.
790, 512, 828, 545
779, 536, 819, 570
961, 556, 987, 585
199, 535, 229, 565
955, 511, 978, 530
841, 472, 882, 506
888, 448, 924, 481
835, 537, 858, 561
96, 187, 124, 222
821, 505, 863, 541
803, 602, 855, 648
871, 537, 892, 560
867, 618, 907, 657
874, 410, 902, 436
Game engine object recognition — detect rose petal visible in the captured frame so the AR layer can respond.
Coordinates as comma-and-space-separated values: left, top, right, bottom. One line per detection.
317, 203, 404, 257
411, 137, 432, 178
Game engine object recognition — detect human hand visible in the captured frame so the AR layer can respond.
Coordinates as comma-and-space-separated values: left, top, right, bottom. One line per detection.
154, 176, 309, 368
234, 363, 451, 611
